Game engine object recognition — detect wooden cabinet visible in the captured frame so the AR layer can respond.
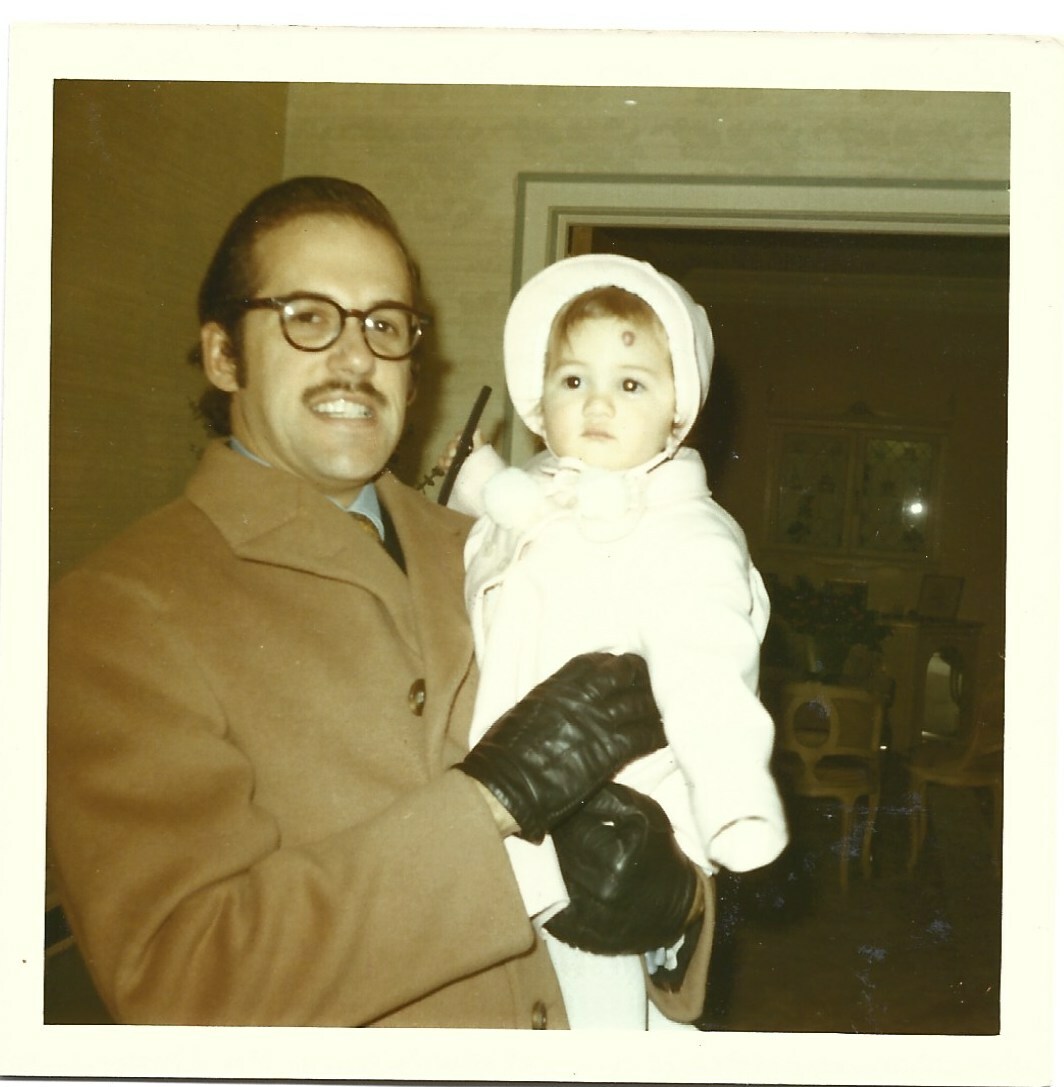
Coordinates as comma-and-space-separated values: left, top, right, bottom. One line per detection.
880, 618, 982, 752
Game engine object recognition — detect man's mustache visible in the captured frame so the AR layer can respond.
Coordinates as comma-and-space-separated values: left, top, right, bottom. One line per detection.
301, 380, 385, 409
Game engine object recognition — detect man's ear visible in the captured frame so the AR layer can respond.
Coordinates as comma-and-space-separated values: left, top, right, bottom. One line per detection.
201, 322, 241, 392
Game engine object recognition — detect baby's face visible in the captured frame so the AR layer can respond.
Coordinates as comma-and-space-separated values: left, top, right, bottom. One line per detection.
541, 316, 677, 470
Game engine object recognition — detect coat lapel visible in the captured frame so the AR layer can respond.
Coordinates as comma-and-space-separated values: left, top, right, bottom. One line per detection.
186, 442, 420, 654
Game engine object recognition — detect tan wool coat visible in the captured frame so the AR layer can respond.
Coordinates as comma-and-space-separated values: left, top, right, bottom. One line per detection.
47, 441, 712, 1028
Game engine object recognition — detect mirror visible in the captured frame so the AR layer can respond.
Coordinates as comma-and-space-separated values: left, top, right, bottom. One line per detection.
923, 648, 964, 738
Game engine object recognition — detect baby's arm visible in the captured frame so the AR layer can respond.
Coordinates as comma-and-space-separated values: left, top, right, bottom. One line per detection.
638, 516, 788, 875
436, 432, 508, 517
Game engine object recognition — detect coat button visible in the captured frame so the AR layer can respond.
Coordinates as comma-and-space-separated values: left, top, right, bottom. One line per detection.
531, 1000, 548, 1029
408, 679, 426, 716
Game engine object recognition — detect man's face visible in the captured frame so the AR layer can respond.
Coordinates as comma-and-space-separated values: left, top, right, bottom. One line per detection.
541, 316, 677, 471
203, 214, 415, 505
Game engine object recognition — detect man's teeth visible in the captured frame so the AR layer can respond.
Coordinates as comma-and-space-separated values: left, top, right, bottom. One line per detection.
313, 399, 373, 419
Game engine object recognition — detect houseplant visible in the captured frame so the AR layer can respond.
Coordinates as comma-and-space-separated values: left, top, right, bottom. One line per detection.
767, 575, 891, 682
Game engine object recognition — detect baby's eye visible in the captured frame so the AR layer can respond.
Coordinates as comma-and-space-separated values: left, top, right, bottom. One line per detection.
622, 378, 642, 393
562, 375, 582, 389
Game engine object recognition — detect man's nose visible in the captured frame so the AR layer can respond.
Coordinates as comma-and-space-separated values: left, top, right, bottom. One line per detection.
326, 322, 377, 375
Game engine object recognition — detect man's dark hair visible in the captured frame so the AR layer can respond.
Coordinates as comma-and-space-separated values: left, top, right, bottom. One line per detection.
189, 176, 422, 436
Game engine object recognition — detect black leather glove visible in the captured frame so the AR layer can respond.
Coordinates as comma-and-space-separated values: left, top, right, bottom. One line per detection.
458, 652, 665, 843
545, 782, 698, 955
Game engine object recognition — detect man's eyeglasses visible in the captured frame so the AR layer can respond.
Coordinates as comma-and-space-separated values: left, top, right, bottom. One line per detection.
234, 293, 431, 360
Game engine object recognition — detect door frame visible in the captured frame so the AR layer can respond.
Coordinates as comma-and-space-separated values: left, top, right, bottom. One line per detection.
506, 172, 1009, 462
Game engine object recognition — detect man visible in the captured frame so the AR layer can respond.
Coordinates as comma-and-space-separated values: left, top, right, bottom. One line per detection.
47, 177, 713, 1028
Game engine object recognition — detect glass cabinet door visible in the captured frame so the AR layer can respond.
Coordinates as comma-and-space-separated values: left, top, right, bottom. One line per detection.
768, 422, 942, 560
857, 437, 938, 555
772, 429, 853, 550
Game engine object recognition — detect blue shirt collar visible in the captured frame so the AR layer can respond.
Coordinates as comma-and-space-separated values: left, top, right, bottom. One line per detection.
228, 437, 384, 540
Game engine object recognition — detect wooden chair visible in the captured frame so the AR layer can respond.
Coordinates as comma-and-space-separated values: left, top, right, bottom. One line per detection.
904, 701, 1004, 872
774, 681, 885, 892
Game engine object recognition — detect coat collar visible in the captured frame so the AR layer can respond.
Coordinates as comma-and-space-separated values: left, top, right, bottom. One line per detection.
186, 441, 399, 588
185, 442, 475, 712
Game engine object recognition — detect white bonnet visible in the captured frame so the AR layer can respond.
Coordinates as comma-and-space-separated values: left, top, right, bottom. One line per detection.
503, 254, 714, 456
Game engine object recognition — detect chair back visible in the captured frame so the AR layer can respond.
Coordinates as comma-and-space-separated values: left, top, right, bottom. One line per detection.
914, 682, 1004, 767
776, 681, 884, 786
961, 688, 1005, 764
952, 691, 1004, 769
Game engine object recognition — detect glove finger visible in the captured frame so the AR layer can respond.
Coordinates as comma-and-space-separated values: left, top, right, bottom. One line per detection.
458, 654, 664, 842
552, 784, 653, 902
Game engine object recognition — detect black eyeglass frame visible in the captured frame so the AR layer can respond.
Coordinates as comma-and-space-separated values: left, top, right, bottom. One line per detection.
233, 293, 432, 360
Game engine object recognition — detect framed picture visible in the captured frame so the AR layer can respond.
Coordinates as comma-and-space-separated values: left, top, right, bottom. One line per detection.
917, 574, 965, 620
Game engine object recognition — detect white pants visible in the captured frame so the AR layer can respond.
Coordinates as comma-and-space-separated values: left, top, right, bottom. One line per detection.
544, 930, 699, 1031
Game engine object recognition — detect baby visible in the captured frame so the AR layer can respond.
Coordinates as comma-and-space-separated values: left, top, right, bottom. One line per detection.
447, 254, 787, 1029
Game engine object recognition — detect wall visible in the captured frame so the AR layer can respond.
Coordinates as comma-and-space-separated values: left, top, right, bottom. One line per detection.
51, 83, 1007, 565
283, 85, 1008, 482
50, 80, 288, 577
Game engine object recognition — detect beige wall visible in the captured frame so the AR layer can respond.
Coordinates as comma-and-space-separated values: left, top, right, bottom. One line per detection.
51, 83, 1008, 565
283, 85, 1008, 480
50, 80, 287, 577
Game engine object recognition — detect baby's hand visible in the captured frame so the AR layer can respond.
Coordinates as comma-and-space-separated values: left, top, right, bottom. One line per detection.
437, 428, 483, 474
